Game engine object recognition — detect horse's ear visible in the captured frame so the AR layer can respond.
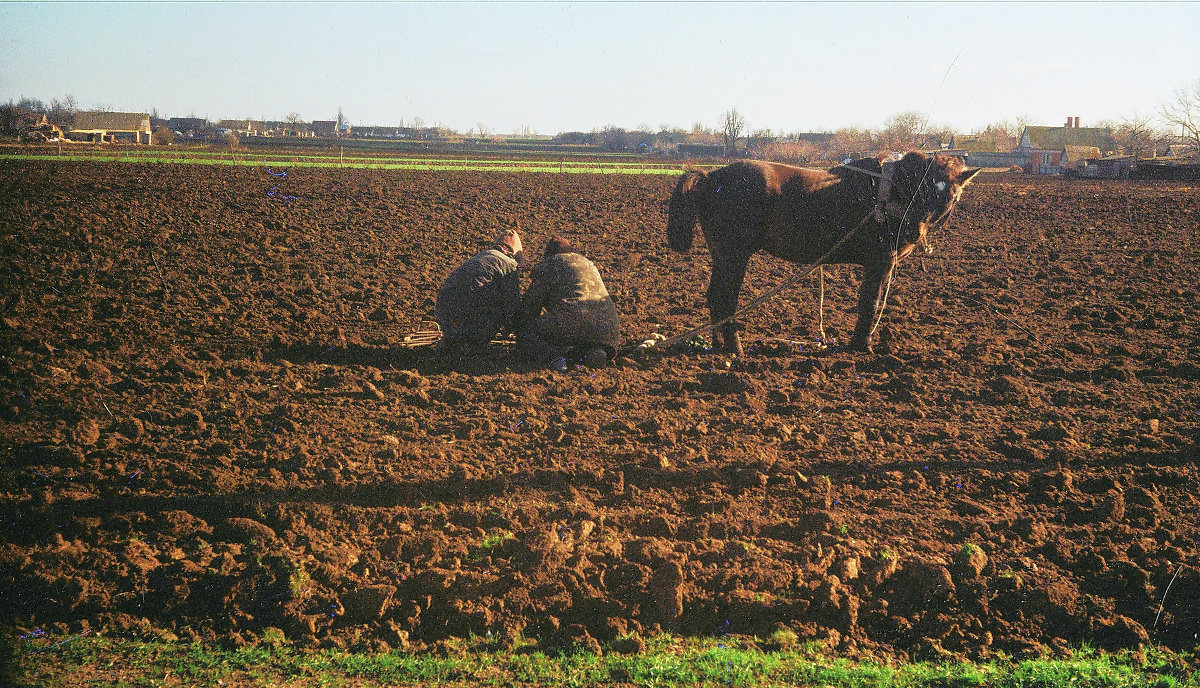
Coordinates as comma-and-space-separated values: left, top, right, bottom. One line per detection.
957, 168, 982, 186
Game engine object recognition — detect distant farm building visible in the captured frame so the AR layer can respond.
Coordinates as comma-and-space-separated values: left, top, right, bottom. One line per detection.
961, 151, 1030, 169
1017, 117, 1115, 174
1164, 144, 1196, 159
167, 117, 207, 137
354, 126, 405, 139
678, 143, 726, 158
1061, 145, 1102, 173
68, 111, 152, 144
1080, 156, 1200, 181
25, 114, 65, 141
217, 119, 264, 137
310, 120, 337, 137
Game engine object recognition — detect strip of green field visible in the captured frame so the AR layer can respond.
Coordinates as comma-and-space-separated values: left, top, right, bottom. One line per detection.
12, 633, 1198, 687
11, 147, 678, 166
0, 152, 707, 174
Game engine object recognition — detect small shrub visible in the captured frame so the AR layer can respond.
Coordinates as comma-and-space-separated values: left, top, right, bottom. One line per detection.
260, 627, 287, 648
767, 627, 800, 652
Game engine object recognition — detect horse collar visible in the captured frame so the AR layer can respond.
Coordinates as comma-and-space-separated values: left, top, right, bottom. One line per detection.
873, 161, 897, 224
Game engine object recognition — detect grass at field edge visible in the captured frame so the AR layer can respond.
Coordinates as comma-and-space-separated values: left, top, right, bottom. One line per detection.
11, 633, 1199, 687
0, 153, 714, 174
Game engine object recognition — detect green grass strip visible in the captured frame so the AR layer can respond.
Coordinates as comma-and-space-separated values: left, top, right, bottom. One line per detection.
0, 153, 706, 174
15, 634, 1199, 687
7, 147, 691, 168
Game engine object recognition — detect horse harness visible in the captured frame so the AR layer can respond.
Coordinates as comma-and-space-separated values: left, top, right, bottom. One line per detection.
834, 161, 901, 225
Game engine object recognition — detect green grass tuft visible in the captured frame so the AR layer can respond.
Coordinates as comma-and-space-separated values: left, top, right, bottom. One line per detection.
16, 634, 1200, 687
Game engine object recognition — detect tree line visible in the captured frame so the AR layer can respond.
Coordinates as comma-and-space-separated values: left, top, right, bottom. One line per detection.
4, 80, 1197, 160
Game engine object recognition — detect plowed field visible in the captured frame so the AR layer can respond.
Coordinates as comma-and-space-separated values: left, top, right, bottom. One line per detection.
1, 159, 1198, 662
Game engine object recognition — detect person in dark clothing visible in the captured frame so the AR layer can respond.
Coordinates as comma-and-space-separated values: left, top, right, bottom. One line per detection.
433, 229, 525, 357
515, 236, 621, 372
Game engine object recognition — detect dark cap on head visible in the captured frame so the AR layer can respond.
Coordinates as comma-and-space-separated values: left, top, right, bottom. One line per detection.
544, 235, 574, 258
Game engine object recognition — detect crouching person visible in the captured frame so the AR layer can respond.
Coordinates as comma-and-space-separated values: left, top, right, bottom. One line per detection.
433, 229, 525, 358
516, 236, 620, 373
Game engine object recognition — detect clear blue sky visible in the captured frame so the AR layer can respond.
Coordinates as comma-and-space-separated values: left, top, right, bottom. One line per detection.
2, 2, 1198, 135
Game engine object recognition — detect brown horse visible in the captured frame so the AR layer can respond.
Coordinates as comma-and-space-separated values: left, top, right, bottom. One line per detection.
666, 152, 979, 354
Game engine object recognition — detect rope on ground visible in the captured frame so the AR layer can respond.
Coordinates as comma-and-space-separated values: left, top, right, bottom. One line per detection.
397, 320, 441, 348
397, 320, 519, 350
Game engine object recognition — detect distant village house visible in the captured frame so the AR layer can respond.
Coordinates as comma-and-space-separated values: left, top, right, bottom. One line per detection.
1017, 117, 1115, 174
68, 111, 152, 144
309, 120, 337, 137
167, 117, 207, 137
25, 114, 65, 142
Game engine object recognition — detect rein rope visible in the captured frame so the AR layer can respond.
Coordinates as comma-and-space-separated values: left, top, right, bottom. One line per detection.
867, 157, 941, 339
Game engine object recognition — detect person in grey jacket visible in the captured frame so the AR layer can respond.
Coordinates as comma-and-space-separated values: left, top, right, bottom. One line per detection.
516, 236, 621, 372
433, 229, 525, 357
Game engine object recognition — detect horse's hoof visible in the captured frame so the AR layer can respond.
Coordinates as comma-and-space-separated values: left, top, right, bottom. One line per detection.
847, 339, 873, 353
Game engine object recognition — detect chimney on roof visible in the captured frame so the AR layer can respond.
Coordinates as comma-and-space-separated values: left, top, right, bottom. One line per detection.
1065, 117, 1073, 128
1074, 116, 1081, 128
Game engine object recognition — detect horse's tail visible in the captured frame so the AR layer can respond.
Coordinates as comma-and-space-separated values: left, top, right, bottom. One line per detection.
666, 169, 706, 252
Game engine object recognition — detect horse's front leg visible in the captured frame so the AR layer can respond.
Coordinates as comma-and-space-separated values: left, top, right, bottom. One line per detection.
849, 257, 896, 353
707, 253, 752, 356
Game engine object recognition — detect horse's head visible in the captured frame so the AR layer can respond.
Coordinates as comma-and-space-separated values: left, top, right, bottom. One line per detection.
667, 169, 706, 252
890, 152, 980, 254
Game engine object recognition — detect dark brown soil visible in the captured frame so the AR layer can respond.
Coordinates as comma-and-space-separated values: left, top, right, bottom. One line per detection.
1, 159, 1198, 661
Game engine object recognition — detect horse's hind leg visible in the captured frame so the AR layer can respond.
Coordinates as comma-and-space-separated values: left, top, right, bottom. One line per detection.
707, 252, 752, 356
849, 258, 896, 353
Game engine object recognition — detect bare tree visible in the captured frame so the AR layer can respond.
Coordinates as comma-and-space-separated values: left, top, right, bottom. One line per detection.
722, 107, 745, 157
1161, 80, 1200, 157
0, 102, 23, 138
282, 112, 302, 136
875, 111, 928, 151
832, 127, 874, 159
974, 120, 1021, 151
46, 95, 79, 125
476, 122, 491, 139
1113, 113, 1158, 157
598, 126, 632, 151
